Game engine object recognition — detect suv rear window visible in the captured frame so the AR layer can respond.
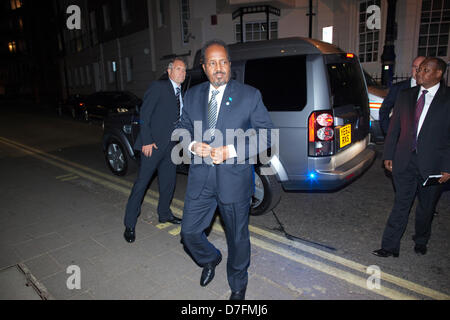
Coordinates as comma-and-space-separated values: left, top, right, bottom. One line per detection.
325, 56, 368, 109
244, 55, 307, 111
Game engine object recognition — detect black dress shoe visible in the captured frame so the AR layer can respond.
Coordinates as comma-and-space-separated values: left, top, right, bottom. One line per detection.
414, 244, 427, 255
159, 216, 182, 225
200, 251, 222, 287
372, 248, 399, 258
230, 288, 246, 300
124, 227, 135, 243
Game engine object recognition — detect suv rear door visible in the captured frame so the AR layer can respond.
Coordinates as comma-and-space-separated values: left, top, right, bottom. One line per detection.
324, 54, 370, 153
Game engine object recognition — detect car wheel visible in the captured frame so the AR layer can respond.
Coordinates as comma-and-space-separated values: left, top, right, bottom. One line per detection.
104, 138, 135, 176
250, 167, 282, 216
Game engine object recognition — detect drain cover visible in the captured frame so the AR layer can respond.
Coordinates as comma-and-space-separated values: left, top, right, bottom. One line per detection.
0, 264, 51, 300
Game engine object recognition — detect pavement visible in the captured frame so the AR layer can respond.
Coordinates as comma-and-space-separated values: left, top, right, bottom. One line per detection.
0, 135, 449, 301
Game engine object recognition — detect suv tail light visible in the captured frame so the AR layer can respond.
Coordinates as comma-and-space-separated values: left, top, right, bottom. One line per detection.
308, 111, 335, 157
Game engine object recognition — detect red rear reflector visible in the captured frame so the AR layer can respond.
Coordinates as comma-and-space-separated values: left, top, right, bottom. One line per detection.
346, 53, 354, 58
345, 173, 355, 180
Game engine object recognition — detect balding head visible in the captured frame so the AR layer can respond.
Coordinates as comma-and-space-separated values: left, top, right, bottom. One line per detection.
412, 56, 426, 80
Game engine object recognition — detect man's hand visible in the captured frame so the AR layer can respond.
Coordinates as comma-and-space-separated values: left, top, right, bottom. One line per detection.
142, 143, 158, 157
384, 160, 393, 172
211, 146, 229, 165
439, 172, 450, 184
192, 142, 212, 158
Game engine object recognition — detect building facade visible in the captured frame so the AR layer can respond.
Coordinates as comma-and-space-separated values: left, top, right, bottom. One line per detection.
1, 0, 59, 103
54, 0, 449, 100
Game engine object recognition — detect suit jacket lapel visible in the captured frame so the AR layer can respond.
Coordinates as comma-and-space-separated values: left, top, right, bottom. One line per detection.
166, 80, 178, 108
201, 82, 210, 128
418, 84, 445, 138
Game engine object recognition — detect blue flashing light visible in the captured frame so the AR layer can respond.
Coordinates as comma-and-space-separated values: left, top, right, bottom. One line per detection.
309, 172, 317, 180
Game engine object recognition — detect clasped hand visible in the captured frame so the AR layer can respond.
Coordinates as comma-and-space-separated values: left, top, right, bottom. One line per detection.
192, 142, 229, 164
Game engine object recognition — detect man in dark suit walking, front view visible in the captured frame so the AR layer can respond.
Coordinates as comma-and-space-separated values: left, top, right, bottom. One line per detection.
123, 58, 186, 243
178, 39, 274, 300
373, 57, 450, 258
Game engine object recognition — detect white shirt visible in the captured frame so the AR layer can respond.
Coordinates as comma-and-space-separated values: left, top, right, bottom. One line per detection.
169, 79, 183, 115
417, 82, 440, 137
410, 77, 417, 88
189, 83, 237, 158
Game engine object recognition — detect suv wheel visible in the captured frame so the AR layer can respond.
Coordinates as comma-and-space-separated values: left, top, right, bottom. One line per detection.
105, 138, 135, 176
250, 167, 282, 216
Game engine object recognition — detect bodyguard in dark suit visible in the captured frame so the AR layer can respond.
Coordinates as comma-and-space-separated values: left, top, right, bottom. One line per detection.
379, 56, 425, 135
373, 57, 450, 258
123, 58, 186, 243
178, 40, 274, 300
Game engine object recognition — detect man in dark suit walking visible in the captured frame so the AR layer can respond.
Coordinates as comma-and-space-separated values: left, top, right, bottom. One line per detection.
373, 57, 450, 258
379, 56, 425, 135
123, 58, 186, 243
178, 40, 274, 300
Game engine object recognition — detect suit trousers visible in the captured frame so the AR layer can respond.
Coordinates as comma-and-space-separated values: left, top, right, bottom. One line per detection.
124, 143, 176, 228
381, 152, 442, 253
181, 166, 251, 292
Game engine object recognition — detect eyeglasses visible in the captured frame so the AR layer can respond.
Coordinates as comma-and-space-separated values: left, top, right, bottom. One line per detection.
205, 60, 229, 68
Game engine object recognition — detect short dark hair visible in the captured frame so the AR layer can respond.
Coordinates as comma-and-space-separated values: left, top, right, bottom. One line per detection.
168, 57, 186, 70
201, 39, 230, 64
427, 57, 447, 77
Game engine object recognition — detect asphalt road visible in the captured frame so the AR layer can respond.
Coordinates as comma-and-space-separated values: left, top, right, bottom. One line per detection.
1, 106, 449, 299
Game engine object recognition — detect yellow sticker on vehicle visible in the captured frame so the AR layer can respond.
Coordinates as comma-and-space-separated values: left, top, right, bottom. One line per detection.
339, 124, 352, 148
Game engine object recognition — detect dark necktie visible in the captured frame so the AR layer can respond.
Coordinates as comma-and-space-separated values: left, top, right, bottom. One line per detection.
412, 89, 428, 151
175, 87, 181, 122
207, 89, 220, 132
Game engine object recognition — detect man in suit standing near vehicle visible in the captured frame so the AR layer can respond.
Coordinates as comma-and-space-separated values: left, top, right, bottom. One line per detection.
379, 56, 425, 135
123, 58, 186, 243
373, 57, 450, 258
178, 39, 274, 300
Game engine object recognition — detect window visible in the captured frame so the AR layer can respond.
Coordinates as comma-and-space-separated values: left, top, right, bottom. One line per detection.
326, 59, 368, 109
121, 0, 131, 25
103, 4, 112, 31
125, 57, 133, 82
235, 21, 278, 43
80, 67, 85, 86
108, 61, 116, 84
244, 56, 307, 111
157, 0, 165, 27
85, 65, 91, 85
8, 41, 16, 53
74, 68, 80, 87
418, 0, 450, 57
90, 11, 98, 45
67, 69, 73, 88
358, 0, 380, 62
181, 0, 190, 43
10, 0, 22, 10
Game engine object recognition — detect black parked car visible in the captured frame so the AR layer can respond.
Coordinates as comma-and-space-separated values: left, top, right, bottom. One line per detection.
82, 91, 142, 121
57, 94, 88, 119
